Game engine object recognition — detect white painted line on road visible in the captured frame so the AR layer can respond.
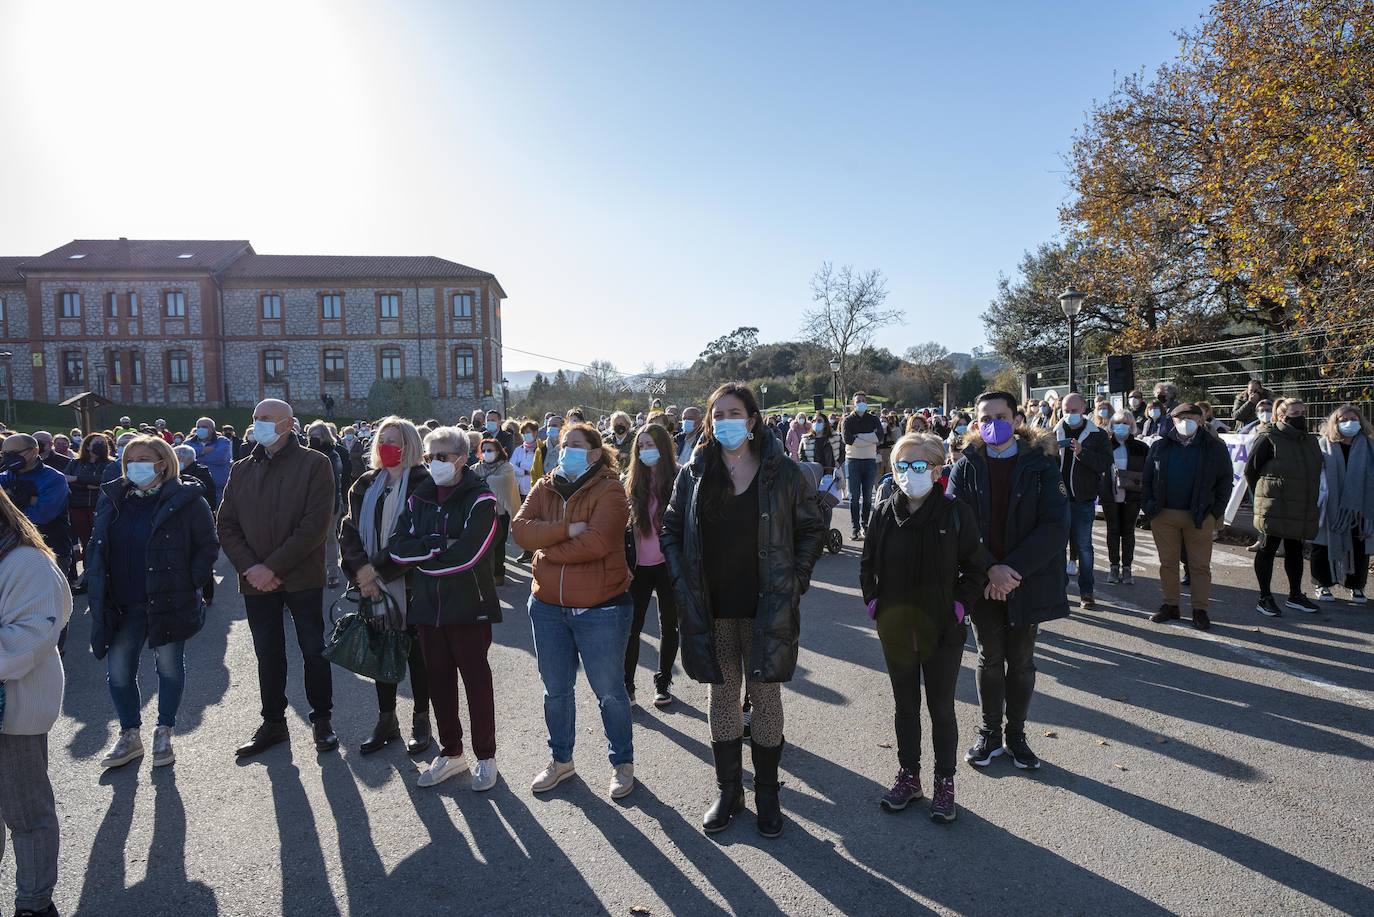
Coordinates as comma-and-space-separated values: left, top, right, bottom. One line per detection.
1110, 598, 1374, 711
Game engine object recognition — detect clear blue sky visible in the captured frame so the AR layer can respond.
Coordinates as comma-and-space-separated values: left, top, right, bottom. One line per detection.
0, 0, 1207, 376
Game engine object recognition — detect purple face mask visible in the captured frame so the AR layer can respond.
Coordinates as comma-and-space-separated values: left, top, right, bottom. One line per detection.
980, 419, 1014, 446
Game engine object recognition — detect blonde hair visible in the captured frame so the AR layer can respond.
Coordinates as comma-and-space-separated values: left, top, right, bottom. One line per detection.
122, 434, 180, 486
1275, 397, 1304, 420
892, 432, 946, 467
1323, 403, 1372, 441
1111, 411, 1138, 436
367, 416, 423, 470
0, 485, 54, 559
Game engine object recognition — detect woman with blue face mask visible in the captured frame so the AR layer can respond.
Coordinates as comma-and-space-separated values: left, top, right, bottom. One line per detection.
661, 383, 826, 838
1102, 412, 1149, 586
798, 414, 835, 476
623, 424, 681, 708
86, 436, 218, 770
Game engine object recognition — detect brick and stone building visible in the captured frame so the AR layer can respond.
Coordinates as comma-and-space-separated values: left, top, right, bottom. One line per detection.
0, 238, 507, 418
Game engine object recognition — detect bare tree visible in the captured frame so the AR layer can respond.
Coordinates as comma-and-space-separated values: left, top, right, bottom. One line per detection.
903, 341, 957, 406
581, 359, 625, 409
801, 262, 903, 402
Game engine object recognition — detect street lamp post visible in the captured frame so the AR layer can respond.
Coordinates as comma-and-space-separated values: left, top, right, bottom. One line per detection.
760, 383, 768, 411
1058, 289, 1086, 394
500, 377, 509, 418
829, 356, 841, 410
94, 357, 106, 398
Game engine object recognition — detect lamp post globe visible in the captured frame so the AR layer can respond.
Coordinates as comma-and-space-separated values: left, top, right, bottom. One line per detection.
760, 383, 768, 411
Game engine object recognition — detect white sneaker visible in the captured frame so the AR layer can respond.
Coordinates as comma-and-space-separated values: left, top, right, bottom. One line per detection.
100, 728, 144, 769
417, 754, 469, 788
531, 759, 577, 793
1066, 561, 1078, 576
152, 725, 175, 767
1315, 587, 1336, 603
609, 762, 635, 799
471, 758, 499, 792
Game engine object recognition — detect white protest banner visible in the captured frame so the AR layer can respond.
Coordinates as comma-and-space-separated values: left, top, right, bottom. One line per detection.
1221, 432, 1258, 525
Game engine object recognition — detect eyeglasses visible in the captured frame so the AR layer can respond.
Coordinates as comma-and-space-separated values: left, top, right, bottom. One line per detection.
893, 460, 931, 474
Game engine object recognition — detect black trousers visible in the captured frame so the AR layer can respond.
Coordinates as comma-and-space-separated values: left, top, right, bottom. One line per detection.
493, 514, 510, 581
1255, 535, 1304, 597
969, 600, 1038, 738
1103, 499, 1140, 567
1310, 526, 1370, 590
374, 625, 432, 717
625, 562, 680, 690
882, 632, 962, 778
243, 588, 333, 723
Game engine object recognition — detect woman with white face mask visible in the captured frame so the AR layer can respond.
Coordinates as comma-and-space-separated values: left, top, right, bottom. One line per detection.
471, 438, 520, 586
86, 435, 218, 770
860, 433, 988, 825
1310, 404, 1373, 604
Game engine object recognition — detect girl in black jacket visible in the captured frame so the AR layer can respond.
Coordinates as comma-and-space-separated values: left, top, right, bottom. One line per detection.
861, 434, 988, 824
87, 436, 218, 770
1102, 412, 1150, 585
661, 383, 826, 839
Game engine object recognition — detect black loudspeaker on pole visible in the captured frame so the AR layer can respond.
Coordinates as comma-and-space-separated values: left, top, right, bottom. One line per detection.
1106, 354, 1135, 395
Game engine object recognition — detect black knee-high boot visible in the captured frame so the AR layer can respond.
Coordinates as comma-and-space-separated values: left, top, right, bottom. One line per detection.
704, 739, 745, 833
751, 737, 785, 838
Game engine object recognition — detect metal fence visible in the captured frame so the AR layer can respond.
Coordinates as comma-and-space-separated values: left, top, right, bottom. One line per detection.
1026, 319, 1374, 423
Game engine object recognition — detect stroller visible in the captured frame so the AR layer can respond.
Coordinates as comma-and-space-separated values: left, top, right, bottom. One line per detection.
797, 460, 845, 554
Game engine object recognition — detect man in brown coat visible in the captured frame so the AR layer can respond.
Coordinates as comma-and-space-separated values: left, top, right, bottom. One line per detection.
217, 398, 339, 757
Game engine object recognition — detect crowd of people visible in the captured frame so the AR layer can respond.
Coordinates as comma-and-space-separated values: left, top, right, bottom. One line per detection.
1, 378, 1370, 917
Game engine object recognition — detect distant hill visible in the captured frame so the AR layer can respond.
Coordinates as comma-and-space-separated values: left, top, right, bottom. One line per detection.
948, 351, 1007, 376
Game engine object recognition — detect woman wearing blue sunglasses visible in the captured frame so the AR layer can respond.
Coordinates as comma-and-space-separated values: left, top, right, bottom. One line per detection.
860, 433, 988, 824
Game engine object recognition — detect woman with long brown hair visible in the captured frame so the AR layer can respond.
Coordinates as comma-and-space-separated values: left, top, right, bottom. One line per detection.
623, 423, 680, 708
662, 382, 826, 838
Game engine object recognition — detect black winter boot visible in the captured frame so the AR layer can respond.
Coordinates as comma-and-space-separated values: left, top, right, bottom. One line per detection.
751, 738, 785, 838
360, 712, 400, 754
408, 712, 433, 755
703, 739, 745, 834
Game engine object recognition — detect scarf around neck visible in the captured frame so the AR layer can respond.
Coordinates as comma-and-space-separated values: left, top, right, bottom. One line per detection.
360, 469, 410, 620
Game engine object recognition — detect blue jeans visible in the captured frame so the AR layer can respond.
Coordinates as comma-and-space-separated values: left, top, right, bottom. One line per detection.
106, 604, 186, 729
847, 458, 878, 532
528, 596, 634, 766
1068, 500, 1096, 596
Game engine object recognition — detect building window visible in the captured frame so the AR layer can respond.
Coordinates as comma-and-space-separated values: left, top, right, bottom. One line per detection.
0, 297, 5, 323
452, 292, 473, 319
107, 292, 119, 318
454, 349, 475, 379
323, 348, 345, 383
131, 351, 143, 386
62, 351, 84, 386
129, 292, 139, 317
165, 291, 186, 317
60, 292, 81, 318
261, 294, 282, 320
380, 347, 402, 380
321, 293, 342, 321
263, 350, 286, 384
378, 293, 400, 319
108, 352, 122, 386
167, 350, 190, 385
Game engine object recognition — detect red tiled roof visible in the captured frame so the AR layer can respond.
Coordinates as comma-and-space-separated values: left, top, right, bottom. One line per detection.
222, 253, 501, 286
20, 239, 252, 273
0, 257, 32, 285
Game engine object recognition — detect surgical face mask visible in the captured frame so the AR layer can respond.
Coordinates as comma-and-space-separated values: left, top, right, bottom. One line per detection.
714, 418, 751, 450
558, 447, 589, 480
980, 419, 1013, 446
855, 402, 868, 414
954, 424, 968, 435
173, 436, 183, 446
252, 420, 280, 447
1113, 423, 1131, 439
485, 421, 498, 433
1258, 411, 1272, 423
523, 432, 535, 444
812, 421, 824, 434
639, 448, 660, 467
1177, 418, 1199, 437
1338, 419, 1362, 438
682, 419, 696, 434
378, 443, 403, 468
196, 426, 211, 439
1149, 408, 1162, 420
342, 435, 356, 447
429, 459, 457, 486
1097, 409, 1111, 420
1064, 412, 1084, 427
896, 469, 935, 499
548, 427, 561, 442
481, 451, 497, 463
127, 461, 160, 487
1129, 398, 1142, 409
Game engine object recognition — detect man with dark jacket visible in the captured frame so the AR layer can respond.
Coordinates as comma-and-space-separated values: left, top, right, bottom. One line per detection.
1053, 393, 1114, 609
674, 407, 704, 465
0, 434, 73, 584
1231, 379, 1272, 429
841, 392, 883, 539
34, 431, 70, 473
217, 399, 338, 757
950, 391, 1069, 771
1141, 403, 1233, 630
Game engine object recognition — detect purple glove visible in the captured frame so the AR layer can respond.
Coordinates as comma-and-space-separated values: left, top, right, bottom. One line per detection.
954, 601, 965, 624
867, 599, 878, 620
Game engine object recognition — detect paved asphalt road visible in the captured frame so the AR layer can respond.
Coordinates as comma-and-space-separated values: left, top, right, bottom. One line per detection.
6, 515, 1374, 916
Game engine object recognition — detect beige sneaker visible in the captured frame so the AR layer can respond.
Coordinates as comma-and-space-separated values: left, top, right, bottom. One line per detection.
152, 725, 176, 767
609, 762, 635, 799
100, 728, 144, 769
531, 759, 576, 793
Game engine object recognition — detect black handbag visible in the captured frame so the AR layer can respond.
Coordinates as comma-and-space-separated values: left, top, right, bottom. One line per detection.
323, 587, 412, 683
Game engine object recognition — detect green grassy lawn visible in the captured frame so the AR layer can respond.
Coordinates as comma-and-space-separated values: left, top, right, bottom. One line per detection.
2, 399, 257, 435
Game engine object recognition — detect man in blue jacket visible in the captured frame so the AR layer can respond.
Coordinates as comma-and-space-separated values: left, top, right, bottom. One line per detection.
0, 434, 72, 569
950, 391, 1069, 771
